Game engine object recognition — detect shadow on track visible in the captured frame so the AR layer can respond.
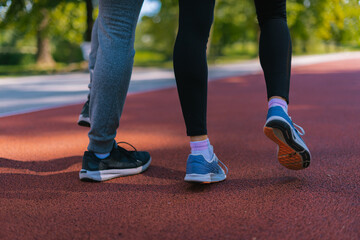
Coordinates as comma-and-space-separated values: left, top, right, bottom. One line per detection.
0, 156, 81, 172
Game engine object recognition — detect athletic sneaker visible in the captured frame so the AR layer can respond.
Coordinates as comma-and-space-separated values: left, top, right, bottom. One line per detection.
79, 142, 151, 181
264, 106, 311, 170
78, 100, 90, 127
184, 154, 228, 183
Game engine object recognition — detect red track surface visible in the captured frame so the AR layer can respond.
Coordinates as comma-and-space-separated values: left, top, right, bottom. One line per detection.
1, 59, 360, 240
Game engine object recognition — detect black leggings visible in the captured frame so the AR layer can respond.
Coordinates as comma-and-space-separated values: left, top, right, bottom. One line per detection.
173, 0, 291, 136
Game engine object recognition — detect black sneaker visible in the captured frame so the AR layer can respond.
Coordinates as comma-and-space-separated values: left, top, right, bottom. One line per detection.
78, 100, 90, 127
79, 142, 151, 181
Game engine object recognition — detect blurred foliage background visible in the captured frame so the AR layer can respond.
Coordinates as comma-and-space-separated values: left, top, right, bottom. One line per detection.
0, 0, 359, 76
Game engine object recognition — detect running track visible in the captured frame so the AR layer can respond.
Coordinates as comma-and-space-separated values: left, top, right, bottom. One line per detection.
1, 59, 359, 239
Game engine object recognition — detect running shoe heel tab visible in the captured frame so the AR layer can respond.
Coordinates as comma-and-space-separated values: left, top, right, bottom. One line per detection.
267, 106, 285, 119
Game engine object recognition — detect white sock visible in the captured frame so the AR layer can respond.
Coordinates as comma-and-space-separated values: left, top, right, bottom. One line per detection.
190, 139, 214, 162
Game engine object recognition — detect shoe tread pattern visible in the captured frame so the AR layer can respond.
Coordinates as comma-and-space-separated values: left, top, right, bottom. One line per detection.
264, 123, 310, 170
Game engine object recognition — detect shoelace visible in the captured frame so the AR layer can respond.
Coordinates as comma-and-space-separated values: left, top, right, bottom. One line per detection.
210, 145, 228, 174
289, 117, 305, 136
117, 141, 137, 151
293, 123, 305, 136
115, 142, 138, 160
218, 159, 229, 175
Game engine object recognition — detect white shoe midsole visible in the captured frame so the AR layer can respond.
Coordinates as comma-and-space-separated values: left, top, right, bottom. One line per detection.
78, 115, 90, 123
184, 173, 226, 183
79, 158, 151, 181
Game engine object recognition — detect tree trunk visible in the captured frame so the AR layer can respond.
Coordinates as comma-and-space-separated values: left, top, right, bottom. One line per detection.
84, 0, 94, 42
36, 8, 55, 67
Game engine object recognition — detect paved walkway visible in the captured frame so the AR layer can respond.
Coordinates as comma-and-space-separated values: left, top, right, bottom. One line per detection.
1, 52, 359, 117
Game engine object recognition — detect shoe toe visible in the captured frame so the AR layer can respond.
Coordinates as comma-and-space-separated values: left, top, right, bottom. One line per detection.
133, 151, 151, 165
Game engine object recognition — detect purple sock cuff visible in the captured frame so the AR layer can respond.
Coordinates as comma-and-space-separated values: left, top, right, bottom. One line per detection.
190, 139, 210, 151
268, 98, 288, 112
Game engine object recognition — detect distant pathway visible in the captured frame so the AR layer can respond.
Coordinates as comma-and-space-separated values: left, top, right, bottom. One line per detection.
1, 51, 359, 117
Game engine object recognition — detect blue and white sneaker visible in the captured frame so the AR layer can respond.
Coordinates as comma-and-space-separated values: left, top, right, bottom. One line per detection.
264, 106, 311, 170
184, 154, 228, 183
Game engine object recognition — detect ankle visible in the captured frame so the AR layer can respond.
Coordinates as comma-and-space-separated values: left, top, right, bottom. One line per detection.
190, 138, 213, 162
190, 135, 208, 142
268, 97, 288, 113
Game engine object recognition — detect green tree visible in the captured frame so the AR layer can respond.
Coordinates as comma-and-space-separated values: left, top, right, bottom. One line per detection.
135, 0, 178, 60
1, 0, 92, 66
2, 0, 60, 66
210, 0, 257, 57
135, 0, 360, 59
315, 0, 360, 46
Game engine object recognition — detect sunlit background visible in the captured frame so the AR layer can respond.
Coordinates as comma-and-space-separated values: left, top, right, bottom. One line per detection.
0, 0, 359, 76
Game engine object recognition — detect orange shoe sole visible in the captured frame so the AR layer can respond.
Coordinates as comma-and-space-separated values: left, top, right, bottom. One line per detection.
264, 126, 306, 170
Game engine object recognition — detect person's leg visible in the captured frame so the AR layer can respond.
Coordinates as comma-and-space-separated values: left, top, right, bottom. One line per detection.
173, 0, 215, 137
88, 0, 143, 153
254, 0, 311, 170
78, 18, 99, 127
88, 18, 99, 87
80, 0, 151, 182
174, 0, 227, 183
255, 0, 291, 103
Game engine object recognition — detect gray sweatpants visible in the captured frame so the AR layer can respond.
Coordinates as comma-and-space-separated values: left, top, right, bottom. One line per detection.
87, 0, 144, 153
87, 17, 98, 94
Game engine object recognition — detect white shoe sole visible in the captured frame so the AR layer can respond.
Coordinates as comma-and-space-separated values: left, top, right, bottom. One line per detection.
184, 173, 226, 183
77, 115, 90, 127
79, 158, 151, 182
